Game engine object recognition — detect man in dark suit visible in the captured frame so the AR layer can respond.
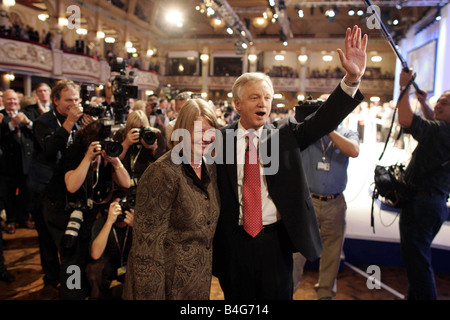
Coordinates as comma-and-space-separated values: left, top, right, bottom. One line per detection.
25, 83, 52, 121
212, 26, 368, 299
0, 90, 34, 234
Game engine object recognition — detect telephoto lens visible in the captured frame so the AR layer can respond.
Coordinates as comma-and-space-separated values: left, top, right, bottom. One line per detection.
62, 209, 84, 249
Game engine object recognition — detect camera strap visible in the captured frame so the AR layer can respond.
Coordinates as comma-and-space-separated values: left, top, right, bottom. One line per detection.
112, 225, 129, 268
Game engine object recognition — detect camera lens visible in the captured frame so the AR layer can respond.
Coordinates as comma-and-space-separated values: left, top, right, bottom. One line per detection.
101, 140, 123, 157
139, 127, 156, 145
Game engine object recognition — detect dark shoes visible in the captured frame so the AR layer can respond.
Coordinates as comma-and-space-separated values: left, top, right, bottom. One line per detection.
0, 269, 15, 282
4, 224, 15, 234
40, 285, 59, 300
4, 221, 35, 234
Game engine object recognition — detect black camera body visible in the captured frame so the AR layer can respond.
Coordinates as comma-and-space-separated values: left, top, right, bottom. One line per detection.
110, 58, 138, 124
294, 96, 325, 123
138, 126, 157, 146
83, 104, 107, 117
117, 194, 136, 222
98, 118, 123, 157
100, 139, 123, 157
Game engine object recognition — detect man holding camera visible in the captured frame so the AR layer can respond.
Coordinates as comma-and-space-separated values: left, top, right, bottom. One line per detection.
86, 192, 133, 299
30, 79, 96, 299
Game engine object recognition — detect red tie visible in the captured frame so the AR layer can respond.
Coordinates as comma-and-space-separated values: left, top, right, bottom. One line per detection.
243, 132, 263, 237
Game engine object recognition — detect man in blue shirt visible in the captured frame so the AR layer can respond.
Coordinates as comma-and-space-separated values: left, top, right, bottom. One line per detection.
295, 99, 359, 299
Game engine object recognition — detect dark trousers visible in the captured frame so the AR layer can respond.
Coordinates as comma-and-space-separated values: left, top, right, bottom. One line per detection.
2, 174, 30, 225
400, 193, 449, 300
86, 257, 122, 299
43, 197, 91, 300
218, 222, 293, 300
29, 183, 60, 287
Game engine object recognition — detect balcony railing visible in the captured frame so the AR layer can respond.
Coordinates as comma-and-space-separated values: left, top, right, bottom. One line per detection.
0, 37, 159, 89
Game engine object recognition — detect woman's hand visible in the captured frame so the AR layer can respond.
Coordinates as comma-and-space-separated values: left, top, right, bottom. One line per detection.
87, 141, 102, 161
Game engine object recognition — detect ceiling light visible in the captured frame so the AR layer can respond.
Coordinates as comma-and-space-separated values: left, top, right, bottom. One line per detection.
275, 55, 285, 61
105, 37, 115, 43
348, 9, 355, 16
436, 8, 442, 21
200, 54, 209, 61
242, 42, 248, 49
357, 9, 364, 16
323, 55, 333, 62
298, 54, 308, 63
126, 47, 136, 53
96, 31, 105, 38
58, 17, 68, 26
371, 56, 382, 62
76, 28, 87, 35
226, 27, 233, 35
370, 96, 380, 102
147, 49, 154, 56
274, 93, 283, 99
125, 41, 133, 48
298, 9, 304, 18
248, 54, 257, 62
38, 14, 49, 21
393, 19, 399, 25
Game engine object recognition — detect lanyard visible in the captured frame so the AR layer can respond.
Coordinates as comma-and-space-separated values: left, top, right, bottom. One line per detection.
320, 138, 333, 162
112, 225, 129, 267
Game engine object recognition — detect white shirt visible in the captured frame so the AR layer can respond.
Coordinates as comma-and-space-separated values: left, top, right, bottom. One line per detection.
236, 122, 280, 226
235, 80, 359, 226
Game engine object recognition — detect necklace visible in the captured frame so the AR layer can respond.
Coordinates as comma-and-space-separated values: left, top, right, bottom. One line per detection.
191, 157, 202, 169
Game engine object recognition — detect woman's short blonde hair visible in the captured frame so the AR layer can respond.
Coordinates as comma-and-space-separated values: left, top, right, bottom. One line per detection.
171, 99, 219, 148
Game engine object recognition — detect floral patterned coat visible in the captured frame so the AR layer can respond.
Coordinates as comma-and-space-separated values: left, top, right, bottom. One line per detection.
122, 151, 220, 300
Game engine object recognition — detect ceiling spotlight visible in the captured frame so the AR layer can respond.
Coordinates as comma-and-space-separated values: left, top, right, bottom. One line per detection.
393, 19, 399, 25
226, 27, 233, 35
298, 9, 304, 18
348, 9, 355, 16
357, 9, 364, 16
436, 8, 442, 21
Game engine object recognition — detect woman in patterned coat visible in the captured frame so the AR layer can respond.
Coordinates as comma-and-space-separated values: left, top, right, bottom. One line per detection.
123, 99, 220, 299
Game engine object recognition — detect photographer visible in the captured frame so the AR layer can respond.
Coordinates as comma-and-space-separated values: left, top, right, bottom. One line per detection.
28, 79, 96, 298
86, 191, 133, 299
114, 110, 162, 192
43, 119, 130, 300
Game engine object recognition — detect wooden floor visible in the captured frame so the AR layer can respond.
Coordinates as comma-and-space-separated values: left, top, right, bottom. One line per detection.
1, 226, 450, 300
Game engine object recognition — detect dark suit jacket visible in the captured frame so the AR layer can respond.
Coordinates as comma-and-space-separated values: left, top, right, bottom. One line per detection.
0, 109, 34, 176
212, 84, 364, 278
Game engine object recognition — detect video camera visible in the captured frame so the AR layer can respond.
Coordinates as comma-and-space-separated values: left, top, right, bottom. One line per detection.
110, 57, 138, 124
294, 96, 325, 123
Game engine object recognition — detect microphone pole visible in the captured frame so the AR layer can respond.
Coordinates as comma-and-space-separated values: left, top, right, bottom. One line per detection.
362, 0, 423, 93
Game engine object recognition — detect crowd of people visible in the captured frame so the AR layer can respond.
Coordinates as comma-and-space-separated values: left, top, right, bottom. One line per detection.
0, 25, 448, 302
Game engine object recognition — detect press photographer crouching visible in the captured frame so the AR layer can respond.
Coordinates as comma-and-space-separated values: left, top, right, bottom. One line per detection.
43, 119, 130, 300
86, 190, 134, 299
114, 110, 162, 195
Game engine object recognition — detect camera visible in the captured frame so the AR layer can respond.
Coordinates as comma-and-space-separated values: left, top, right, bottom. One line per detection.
80, 84, 107, 118
110, 57, 138, 124
62, 200, 88, 249
294, 96, 325, 123
138, 126, 157, 145
83, 104, 107, 117
100, 139, 123, 157
97, 118, 123, 157
117, 194, 136, 223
